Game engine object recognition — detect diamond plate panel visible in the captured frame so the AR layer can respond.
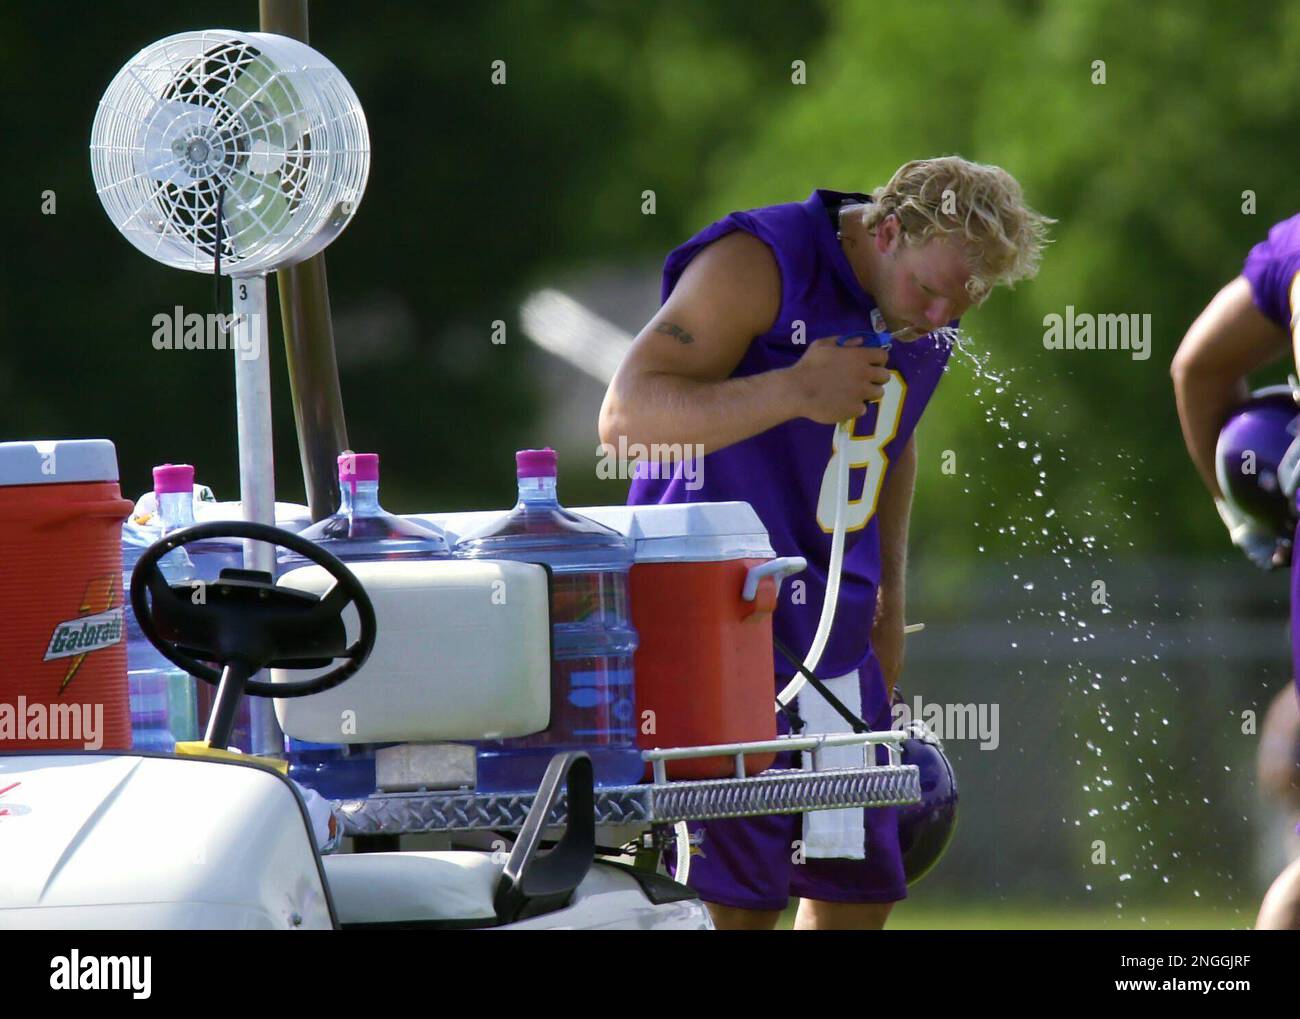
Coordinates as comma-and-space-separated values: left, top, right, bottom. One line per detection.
337, 765, 920, 836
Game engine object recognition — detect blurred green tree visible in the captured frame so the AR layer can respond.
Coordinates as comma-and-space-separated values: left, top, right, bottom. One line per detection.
692, 0, 1300, 571
0, 1, 826, 511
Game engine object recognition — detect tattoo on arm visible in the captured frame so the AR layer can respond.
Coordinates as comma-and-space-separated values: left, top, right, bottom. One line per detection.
654, 321, 695, 345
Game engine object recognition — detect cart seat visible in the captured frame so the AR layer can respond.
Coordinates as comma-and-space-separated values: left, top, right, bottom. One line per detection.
321, 850, 707, 929
324, 851, 504, 926
322, 755, 707, 929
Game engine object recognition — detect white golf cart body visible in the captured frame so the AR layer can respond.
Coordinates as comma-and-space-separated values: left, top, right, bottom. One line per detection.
0, 753, 703, 930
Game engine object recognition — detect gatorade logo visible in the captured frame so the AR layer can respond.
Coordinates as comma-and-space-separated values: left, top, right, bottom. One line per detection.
45, 608, 123, 662
45, 574, 123, 692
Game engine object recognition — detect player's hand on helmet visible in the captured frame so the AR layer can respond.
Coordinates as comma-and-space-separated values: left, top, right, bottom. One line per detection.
1217, 498, 1292, 570
788, 335, 891, 424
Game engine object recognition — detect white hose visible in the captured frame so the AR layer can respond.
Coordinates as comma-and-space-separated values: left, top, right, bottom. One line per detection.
672, 419, 854, 885
776, 417, 853, 709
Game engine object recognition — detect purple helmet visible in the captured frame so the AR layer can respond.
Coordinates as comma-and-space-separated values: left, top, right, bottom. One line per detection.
1215, 385, 1300, 539
897, 722, 958, 885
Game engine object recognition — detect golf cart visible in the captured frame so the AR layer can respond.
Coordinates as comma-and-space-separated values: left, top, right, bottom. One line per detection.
0, 519, 921, 930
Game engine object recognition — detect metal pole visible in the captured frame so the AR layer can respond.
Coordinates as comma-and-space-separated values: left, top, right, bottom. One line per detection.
231, 277, 282, 756
232, 278, 276, 572
259, 0, 349, 523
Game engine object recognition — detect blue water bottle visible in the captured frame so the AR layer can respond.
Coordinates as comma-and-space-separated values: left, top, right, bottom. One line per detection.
279, 452, 450, 799
454, 448, 640, 793
121, 513, 181, 753
122, 463, 244, 752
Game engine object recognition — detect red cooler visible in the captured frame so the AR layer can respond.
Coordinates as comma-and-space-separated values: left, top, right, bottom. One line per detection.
0, 440, 133, 751
585, 502, 805, 781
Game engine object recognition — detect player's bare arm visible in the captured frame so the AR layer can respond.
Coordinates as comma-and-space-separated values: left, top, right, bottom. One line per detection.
598, 230, 892, 456
873, 434, 916, 697
1171, 275, 1290, 498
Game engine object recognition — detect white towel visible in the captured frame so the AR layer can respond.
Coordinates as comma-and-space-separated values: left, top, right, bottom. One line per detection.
799, 669, 868, 860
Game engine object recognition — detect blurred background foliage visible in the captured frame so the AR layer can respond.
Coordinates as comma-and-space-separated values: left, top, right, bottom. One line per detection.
0, 0, 830, 513
6, 0, 1298, 553
3, 0, 1298, 921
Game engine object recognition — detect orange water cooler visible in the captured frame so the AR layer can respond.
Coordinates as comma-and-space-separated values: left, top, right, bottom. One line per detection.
586, 502, 805, 781
0, 440, 134, 751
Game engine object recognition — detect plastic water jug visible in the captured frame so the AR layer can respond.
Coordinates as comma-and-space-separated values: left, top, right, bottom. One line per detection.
280, 452, 449, 800
122, 464, 244, 752
454, 448, 640, 792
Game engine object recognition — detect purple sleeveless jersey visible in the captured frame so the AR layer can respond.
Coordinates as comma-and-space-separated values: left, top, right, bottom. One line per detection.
628, 189, 952, 689
1247, 213, 1300, 700
1243, 212, 1300, 332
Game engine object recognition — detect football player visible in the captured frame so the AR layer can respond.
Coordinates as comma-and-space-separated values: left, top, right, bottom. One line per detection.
600, 157, 1050, 930
1171, 213, 1300, 930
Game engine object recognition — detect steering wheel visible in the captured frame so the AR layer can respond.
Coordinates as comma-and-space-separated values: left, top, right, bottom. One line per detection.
129, 520, 377, 700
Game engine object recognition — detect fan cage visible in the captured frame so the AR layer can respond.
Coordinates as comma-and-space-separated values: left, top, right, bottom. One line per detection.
91, 30, 369, 276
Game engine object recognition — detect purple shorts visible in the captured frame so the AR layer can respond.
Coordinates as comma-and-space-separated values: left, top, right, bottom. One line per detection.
664, 659, 907, 911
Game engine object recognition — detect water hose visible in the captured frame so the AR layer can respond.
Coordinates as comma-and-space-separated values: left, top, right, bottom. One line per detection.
775, 324, 896, 712
679, 329, 887, 887
776, 416, 852, 710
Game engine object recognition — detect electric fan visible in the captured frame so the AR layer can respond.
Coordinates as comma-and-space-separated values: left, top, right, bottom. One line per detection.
91, 30, 368, 753
90, 28, 368, 584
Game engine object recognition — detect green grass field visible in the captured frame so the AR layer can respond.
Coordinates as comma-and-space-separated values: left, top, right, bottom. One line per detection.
777, 901, 1253, 930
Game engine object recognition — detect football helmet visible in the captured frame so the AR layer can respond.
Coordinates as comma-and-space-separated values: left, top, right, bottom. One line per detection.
1215, 385, 1300, 567
897, 721, 958, 885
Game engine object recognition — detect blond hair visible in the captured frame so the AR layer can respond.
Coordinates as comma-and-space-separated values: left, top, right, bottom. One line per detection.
855, 156, 1053, 302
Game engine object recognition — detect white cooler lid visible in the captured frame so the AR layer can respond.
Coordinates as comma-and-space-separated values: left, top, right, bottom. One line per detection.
411, 501, 774, 563
583, 502, 774, 562
0, 439, 120, 486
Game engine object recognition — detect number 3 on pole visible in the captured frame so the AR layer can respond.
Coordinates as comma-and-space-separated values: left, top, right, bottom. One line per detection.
815, 371, 907, 532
